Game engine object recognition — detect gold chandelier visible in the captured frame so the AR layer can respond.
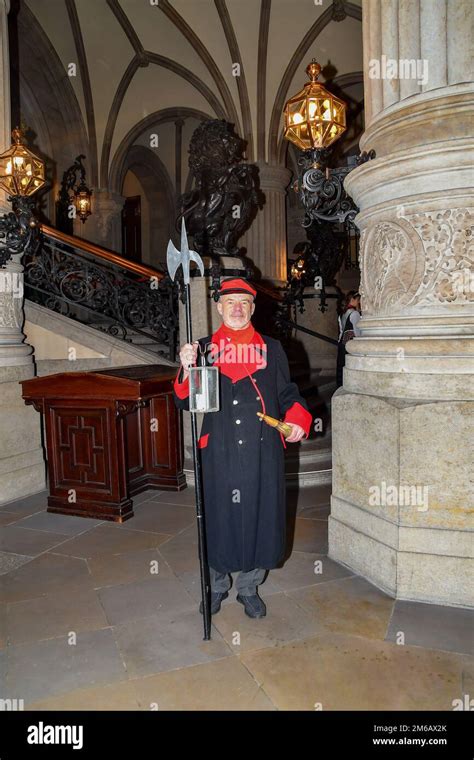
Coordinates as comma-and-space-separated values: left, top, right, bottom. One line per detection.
0, 127, 46, 197
284, 59, 347, 151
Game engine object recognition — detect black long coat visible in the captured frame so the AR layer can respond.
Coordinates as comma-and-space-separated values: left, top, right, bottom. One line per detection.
174, 335, 309, 573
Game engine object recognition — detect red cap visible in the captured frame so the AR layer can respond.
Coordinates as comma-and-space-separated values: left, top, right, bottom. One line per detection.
218, 278, 257, 298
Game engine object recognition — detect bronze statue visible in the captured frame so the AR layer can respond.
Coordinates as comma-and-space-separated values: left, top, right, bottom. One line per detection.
178, 119, 263, 258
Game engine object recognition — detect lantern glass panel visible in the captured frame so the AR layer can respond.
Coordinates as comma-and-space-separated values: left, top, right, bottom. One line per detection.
189, 366, 220, 413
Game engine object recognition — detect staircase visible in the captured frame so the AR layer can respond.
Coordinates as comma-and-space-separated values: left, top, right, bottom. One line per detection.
86, 323, 170, 356
285, 366, 334, 487
24, 225, 178, 364
24, 299, 176, 377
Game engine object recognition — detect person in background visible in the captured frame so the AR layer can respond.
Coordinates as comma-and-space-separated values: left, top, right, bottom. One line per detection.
336, 291, 361, 388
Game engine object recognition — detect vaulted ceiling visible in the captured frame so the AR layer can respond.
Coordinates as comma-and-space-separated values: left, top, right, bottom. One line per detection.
20, 0, 363, 193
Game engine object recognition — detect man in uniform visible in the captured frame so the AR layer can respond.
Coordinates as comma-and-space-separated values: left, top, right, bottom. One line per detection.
173, 278, 312, 618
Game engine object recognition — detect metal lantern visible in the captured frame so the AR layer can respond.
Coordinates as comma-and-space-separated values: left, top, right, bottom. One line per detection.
284, 59, 347, 151
290, 256, 306, 279
189, 349, 220, 413
0, 127, 46, 197
74, 180, 92, 223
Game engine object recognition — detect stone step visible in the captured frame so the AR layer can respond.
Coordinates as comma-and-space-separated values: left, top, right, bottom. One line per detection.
285, 460, 332, 487
35, 358, 113, 376
285, 448, 332, 472
126, 335, 164, 346
129, 341, 168, 353
24, 300, 175, 369
85, 322, 170, 356
296, 430, 332, 450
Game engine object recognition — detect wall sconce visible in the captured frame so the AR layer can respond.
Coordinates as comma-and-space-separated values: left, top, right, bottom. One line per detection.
290, 257, 306, 279
74, 178, 92, 223
57, 155, 92, 233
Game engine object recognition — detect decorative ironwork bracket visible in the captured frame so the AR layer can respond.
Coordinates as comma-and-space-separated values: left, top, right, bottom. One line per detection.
0, 196, 39, 267
294, 147, 376, 227
280, 147, 376, 318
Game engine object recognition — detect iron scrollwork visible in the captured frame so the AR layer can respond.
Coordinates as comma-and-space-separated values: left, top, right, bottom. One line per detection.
295, 148, 358, 226
281, 146, 375, 316
24, 233, 179, 361
0, 196, 40, 266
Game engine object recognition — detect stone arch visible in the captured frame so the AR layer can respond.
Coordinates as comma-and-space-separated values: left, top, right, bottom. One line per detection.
119, 145, 176, 268
108, 107, 211, 195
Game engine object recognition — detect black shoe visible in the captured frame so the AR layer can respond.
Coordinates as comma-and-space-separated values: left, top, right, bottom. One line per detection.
199, 591, 228, 615
236, 593, 267, 618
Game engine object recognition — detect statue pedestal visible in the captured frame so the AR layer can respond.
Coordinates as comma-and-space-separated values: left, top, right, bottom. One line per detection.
330, 390, 472, 608
0, 256, 45, 503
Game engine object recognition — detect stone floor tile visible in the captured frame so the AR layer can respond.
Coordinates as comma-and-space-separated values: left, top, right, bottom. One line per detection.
113, 610, 233, 678
6, 588, 109, 645
6, 629, 127, 706
240, 632, 468, 711
386, 600, 474, 656
212, 592, 323, 653
129, 657, 276, 710
97, 575, 196, 626
289, 576, 394, 640
0, 552, 92, 603
52, 524, 171, 559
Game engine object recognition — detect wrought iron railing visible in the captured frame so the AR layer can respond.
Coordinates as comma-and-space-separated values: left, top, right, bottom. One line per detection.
24, 225, 178, 361
275, 317, 338, 346
252, 282, 338, 347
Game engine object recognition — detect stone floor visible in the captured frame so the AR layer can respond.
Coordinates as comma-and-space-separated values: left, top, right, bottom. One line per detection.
0, 484, 472, 711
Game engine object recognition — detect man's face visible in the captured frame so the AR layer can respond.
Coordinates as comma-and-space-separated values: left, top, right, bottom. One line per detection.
217, 293, 255, 329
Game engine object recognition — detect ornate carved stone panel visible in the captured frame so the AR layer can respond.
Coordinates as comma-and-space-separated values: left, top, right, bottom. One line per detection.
360, 208, 473, 315
408, 208, 474, 306
0, 289, 22, 328
360, 219, 425, 315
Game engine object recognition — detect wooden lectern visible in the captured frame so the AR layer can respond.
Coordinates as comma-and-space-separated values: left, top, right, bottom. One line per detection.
21, 365, 185, 522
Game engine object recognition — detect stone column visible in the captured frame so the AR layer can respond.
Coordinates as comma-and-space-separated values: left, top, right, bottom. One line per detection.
329, 0, 473, 607
241, 163, 291, 285
75, 189, 125, 252
0, 0, 45, 503
0, 255, 33, 366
